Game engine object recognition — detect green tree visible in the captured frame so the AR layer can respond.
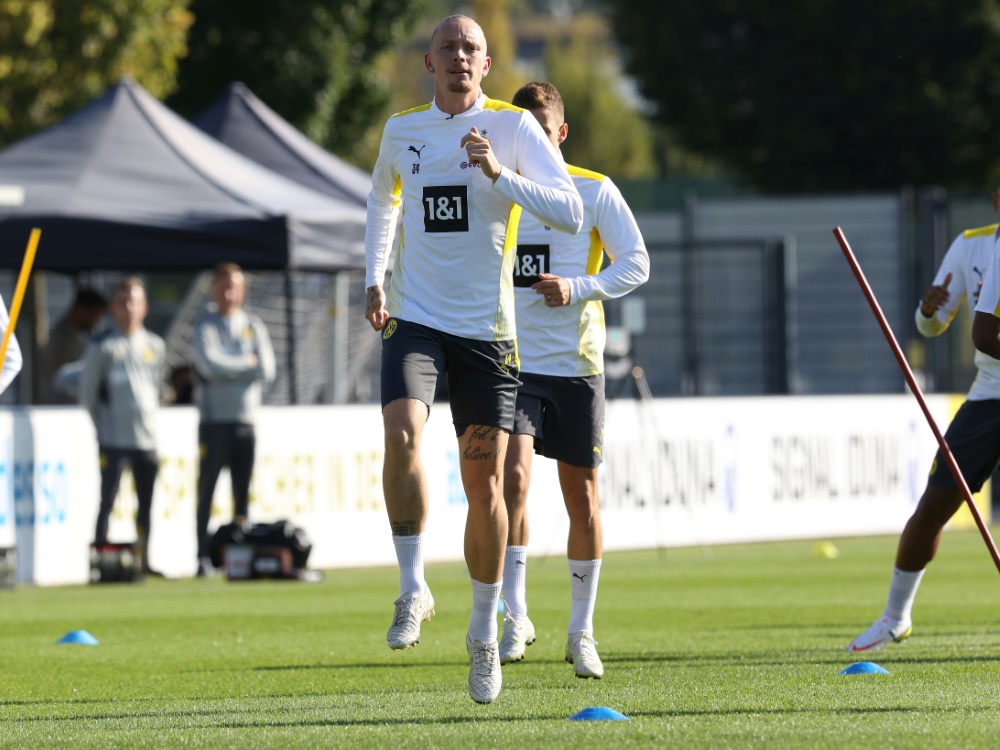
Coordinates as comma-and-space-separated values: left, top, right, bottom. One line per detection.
606, 0, 1000, 191
544, 15, 655, 179
0, 0, 193, 148
170, 0, 424, 167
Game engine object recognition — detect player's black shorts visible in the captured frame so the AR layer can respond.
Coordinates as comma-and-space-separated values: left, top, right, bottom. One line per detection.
380, 318, 520, 435
512, 372, 604, 468
927, 398, 1000, 492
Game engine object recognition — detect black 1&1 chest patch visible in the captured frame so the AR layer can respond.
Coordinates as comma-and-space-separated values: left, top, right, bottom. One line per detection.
513, 244, 550, 287
423, 185, 469, 233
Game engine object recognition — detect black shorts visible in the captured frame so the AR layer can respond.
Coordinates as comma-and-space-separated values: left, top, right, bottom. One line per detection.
380, 318, 520, 435
512, 372, 605, 468
928, 399, 1000, 492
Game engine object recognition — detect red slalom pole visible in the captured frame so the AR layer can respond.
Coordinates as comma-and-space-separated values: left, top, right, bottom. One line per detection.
833, 226, 1000, 574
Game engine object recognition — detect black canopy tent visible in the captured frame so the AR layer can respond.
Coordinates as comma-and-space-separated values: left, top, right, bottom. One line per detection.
193, 82, 372, 207
0, 77, 367, 272
0, 77, 369, 403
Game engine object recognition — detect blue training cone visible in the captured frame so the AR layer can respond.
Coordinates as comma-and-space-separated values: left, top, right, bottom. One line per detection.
840, 661, 889, 675
569, 706, 630, 721
57, 630, 99, 645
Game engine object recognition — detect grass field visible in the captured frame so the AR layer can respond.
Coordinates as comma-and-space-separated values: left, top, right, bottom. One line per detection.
3, 530, 1000, 748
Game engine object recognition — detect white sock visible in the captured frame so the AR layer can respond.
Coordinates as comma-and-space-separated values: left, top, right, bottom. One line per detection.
469, 579, 502, 643
392, 534, 426, 597
568, 559, 601, 635
502, 546, 528, 616
883, 566, 925, 622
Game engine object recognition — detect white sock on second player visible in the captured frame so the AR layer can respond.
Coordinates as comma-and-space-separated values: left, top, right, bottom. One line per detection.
469, 579, 502, 643
392, 533, 426, 598
502, 545, 528, 616
568, 559, 602, 635
883, 566, 925, 622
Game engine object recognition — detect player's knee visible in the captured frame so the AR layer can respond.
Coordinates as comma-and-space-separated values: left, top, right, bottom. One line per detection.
503, 463, 529, 505
384, 423, 420, 457
564, 489, 599, 525
913, 487, 966, 527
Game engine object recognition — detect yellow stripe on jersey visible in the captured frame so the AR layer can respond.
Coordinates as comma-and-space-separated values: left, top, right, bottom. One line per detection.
390, 103, 433, 119
963, 223, 999, 239
483, 98, 523, 113
495, 202, 523, 340
567, 164, 606, 183
586, 228, 604, 275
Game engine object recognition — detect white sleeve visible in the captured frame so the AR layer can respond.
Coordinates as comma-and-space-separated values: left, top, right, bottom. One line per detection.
567, 178, 650, 304
491, 112, 583, 235
915, 232, 967, 337
0, 295, 21, 396
365, 122, 401, 289
976, 239, 1000, 318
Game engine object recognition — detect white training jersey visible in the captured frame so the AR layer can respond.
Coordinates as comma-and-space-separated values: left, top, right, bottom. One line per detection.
0, 293, 22, 396
928, 223, 1000, 400
514, 166, 649, 376
365, 91, 583, 341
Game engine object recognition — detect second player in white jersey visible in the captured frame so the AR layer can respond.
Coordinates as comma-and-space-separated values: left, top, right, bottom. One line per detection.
514, 165, 649, 376
922, 223, 1000, 400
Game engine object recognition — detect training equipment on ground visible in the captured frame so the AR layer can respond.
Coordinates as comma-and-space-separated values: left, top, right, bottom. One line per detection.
498, 612, 536, 664
846, 615, 912, 653
386, 588, 435, 650
466, 636, 502, 704
57, 630, 99, 645
569, 707, 630, 721
89, 542, 144, 584
0, 228, 40, 370
834, 227, 1000, 575
209, 519, 312, 580
565, 631, 604, 679
840, 661, 890, 675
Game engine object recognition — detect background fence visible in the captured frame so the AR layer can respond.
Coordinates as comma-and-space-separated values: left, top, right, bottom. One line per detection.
0, 186, 995, 406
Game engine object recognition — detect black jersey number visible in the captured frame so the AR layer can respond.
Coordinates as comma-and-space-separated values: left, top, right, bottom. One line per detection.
423, 185, 469, 233
513, 244, 550, 287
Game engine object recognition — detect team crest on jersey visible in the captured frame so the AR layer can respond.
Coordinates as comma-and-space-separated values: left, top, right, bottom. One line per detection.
382, 319, 398, 340
142, 347, 156, 363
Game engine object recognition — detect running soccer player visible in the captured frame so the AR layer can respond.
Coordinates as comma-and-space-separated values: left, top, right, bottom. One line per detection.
364, 16, 583, 704
0, 293, 22, 396
848, 193, 1000, 652
498, 82, 649, 678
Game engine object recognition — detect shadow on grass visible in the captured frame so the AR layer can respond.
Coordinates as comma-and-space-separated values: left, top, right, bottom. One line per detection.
20, 702, 997, 729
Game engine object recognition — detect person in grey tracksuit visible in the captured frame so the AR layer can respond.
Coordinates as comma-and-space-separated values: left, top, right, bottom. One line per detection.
192, 263, 275, 576
80, 278, 165, 564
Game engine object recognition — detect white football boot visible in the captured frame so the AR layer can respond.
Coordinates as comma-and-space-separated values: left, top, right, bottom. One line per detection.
386, 588, 435, 650
565, 631, 604, 679
846, 616, 912, 653
467, 636, 502, 704
499, 612, 537, 665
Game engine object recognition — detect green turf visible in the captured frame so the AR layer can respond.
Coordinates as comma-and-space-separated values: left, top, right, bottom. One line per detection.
3, 530, 1000, 748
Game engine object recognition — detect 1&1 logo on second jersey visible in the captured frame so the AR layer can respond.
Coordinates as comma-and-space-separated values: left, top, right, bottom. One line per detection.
513, 244, 550, 287
423, 185, 469, 233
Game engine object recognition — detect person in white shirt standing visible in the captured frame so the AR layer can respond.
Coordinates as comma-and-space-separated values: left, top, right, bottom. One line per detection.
498, 82, 649, 678
849, 193, 1000, 653
0, 293, 22, 396
364, 15, 583, 704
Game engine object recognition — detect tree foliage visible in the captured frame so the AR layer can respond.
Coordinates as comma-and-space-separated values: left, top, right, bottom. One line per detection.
170, 0, 424, 165
606, 0, 1000, 191
544, 14, 655, 179
0, 0, 193, 148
